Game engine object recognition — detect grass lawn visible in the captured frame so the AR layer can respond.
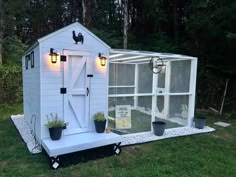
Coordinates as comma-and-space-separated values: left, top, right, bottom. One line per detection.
0, 104, 236, 177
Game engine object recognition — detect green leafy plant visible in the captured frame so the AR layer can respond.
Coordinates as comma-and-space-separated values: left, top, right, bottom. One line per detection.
0, 64, 22, 104
46, 113, 68, 128
94, 112, 106, 121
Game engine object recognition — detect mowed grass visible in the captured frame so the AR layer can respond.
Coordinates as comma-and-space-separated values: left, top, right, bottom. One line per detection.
0, 104, 236, 177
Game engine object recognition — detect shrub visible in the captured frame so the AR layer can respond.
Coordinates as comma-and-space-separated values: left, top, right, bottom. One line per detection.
46, 113, 68, 128
94, 112, 106, 121
0, 64, 22, 104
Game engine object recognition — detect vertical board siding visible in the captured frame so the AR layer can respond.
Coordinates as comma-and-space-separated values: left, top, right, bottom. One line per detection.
40, 46, 63, 139
22, 45, 41, 142
38, 24, 109, 138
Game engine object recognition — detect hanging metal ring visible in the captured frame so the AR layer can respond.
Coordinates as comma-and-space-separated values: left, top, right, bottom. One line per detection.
149, 56, 164, 74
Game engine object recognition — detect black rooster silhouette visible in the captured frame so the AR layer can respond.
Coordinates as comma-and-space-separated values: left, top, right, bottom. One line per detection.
72, 31, 84, 44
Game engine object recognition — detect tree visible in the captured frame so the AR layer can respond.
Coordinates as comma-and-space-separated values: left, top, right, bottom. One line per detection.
0, 0, 235, 110
184, 0, 236, 109
0, 0, 28, 64
82, 0, 96, 27
0, 0, 3, 65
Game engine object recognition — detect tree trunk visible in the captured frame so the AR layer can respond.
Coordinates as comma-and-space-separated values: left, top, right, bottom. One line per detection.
123, 0, 128, 49
82, 0, 86, 26
173, 0, 178, 40
82, 0, 95, 27
219, 78, 229, 115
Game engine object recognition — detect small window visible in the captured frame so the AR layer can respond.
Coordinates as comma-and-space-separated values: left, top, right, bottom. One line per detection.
30, 51, 34, 68
25, 55, 29, 70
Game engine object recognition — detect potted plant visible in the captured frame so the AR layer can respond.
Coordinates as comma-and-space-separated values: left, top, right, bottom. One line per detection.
46, 113, 68, 140
94, 112, 106, 133
194, 116, 207, 129
152, 121, 166, 136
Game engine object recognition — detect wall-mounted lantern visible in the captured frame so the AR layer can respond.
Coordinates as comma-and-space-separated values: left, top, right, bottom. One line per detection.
98, 53, 107, 66
49, 48, 59, 64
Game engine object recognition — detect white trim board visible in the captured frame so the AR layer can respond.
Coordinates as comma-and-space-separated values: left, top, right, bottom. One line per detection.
110, 49, 197, 61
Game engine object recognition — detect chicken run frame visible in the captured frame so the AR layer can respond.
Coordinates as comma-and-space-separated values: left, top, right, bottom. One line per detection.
108, 49, 197, 135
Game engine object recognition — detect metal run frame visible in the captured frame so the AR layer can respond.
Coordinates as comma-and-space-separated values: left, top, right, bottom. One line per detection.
108, 49, 197, 133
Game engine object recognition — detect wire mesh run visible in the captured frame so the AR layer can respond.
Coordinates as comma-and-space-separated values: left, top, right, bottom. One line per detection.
108, 51, 196, 135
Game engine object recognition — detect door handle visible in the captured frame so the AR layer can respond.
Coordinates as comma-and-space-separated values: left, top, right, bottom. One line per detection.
87, 87, 89, 96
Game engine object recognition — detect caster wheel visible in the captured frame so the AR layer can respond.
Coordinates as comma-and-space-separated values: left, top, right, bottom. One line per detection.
50, 156, 61, 169
113, 143, 122, 155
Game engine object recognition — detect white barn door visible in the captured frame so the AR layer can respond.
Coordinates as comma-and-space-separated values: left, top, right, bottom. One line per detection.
64, 52, 92, 135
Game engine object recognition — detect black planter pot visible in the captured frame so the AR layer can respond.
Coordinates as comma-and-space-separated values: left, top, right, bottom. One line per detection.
152, 121, 166, 136
49, 127, 63, 140
194, 117, 207, 129
94, 120, 106, 133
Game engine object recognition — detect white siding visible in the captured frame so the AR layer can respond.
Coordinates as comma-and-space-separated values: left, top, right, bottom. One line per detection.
89, 64, 108, 131
22, 45, 41, 142
39, 24, 109, 55
39, 24, 110, 138
40, 45, 63, 139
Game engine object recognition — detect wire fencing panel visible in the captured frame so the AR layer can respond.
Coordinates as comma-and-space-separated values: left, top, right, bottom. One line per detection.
108, 63, 152, 134
108, 59, 193, 133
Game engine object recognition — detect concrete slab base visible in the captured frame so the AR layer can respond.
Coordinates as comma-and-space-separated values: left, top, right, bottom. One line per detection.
214, 121, 231, 127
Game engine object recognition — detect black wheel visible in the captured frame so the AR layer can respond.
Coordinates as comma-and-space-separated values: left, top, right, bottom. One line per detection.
113, 143, 122, 155
50, 156, 61, 169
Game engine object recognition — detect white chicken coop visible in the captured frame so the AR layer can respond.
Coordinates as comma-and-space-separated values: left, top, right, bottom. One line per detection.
22, 22, 197, 168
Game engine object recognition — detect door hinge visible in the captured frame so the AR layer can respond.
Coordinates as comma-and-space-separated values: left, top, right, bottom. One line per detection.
60, 55, 67, 62
60, 88, 67, 94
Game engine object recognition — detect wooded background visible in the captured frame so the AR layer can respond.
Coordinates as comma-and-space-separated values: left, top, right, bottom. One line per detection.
0, 0, 235, 113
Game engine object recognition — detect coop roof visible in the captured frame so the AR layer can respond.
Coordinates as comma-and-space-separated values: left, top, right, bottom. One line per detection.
109, 49, 197, 63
